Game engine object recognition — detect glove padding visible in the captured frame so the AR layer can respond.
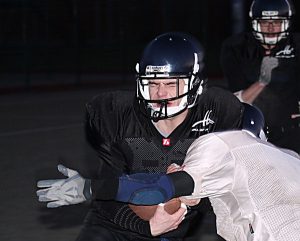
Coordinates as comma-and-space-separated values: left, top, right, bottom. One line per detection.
259, 56, 279, 85
36, 164, 89, 208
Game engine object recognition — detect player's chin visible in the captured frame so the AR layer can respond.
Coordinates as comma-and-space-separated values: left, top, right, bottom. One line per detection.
265, 34, 278, 38
152, 103, 177, 109
167, 102, 177, 107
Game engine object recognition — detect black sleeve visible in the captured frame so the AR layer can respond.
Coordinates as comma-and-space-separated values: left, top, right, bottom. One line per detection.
83, 93, 129, 179
206, 87, 245, 131
220, 36, 250, 92
295, 35, 300, 98
168, 171, 194, 197
84, 93, 154, 236
90, 178, 119, 200
97, 200, 152, 236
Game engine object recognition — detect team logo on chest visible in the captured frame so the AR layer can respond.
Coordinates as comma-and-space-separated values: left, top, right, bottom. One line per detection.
275, 45, 295, 58
162, 138, 171, 146
191, 110, 215, 132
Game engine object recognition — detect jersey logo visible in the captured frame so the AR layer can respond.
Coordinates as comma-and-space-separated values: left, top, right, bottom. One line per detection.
191, 110, 215, 132
162, 138, 171, 146
275, 45, 295, 58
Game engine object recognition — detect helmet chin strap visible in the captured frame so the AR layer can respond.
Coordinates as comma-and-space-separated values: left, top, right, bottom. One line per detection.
151, 101, 167, 122
150, 94, 189, 122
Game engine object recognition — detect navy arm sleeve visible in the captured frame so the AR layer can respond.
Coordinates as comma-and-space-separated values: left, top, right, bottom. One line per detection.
91, 171, 194, 205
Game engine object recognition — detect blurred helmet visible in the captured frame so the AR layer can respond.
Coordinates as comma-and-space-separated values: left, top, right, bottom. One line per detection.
136, 32, 206, 122
249, 0, 295, 46
242, 103, 267, 140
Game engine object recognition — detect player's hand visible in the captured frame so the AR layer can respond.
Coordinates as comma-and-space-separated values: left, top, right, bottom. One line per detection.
36, 164, 90, 208
149, 203, 187, 236
167, 163, 184, 174
259, 56, 279, 85
179, 197, 201, 207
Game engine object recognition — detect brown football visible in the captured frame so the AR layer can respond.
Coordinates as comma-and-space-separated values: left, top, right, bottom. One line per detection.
128, 198, 182, 221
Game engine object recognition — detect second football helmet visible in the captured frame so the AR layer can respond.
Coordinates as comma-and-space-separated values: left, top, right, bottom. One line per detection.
242, 103, 267, 140
136, 32, 206, 122
249, 0, 295, 46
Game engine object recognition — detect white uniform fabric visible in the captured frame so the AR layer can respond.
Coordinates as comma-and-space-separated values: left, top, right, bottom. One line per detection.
183, 130, 300, 241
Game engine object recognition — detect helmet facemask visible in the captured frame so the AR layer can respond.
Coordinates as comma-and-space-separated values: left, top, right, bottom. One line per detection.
251, 17, 291, 46
249, 0, 294, 48
136, 54, 203, 122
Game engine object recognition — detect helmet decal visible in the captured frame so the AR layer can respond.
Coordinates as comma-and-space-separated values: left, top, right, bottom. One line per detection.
262, 11, 279, 16
145, 65, 171, 75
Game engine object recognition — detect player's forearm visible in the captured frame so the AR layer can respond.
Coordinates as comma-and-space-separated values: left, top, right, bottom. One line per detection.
90, 171, 194, 205
90, 178, 119, 200
238, 82, 266, 104
89, 173, 174, 203
98, 200, 153, 236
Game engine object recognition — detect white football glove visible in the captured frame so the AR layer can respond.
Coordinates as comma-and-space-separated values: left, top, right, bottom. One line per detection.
259, 56, 279, 85
36, 164, 91, 208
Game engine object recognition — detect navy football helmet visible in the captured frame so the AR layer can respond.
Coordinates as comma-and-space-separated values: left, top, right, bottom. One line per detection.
242, 103, 267, 140
249, 0, 295, 46
136, 32, 206, 122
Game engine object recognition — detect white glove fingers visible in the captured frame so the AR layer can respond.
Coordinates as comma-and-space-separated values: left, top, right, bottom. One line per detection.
37, 179, 64, 188
57, 164, 78, 177
38, 190, 69, 202
262, 56, 279, 67
36, 187, 62, 197
47, 200, 68, 208
36, 188, 52, 196
259, 56, 279, 85
37, 189, 61, 199
37, 166, 86, 208
38, 195, 59, 202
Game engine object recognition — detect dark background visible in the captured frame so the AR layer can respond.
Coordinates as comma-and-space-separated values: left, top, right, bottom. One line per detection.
0, 1, 300, 241
0, 0, 299, 90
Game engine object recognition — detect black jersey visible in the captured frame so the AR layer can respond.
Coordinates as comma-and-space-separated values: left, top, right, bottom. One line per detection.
82, 87, 244, 239
221, 32, 300, 128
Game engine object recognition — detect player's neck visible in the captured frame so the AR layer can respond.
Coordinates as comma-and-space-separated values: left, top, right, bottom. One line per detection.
262, 44, 275, 55
154, 110, 188, 136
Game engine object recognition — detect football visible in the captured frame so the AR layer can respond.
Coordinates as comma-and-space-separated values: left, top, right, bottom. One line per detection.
129, 198, 182, 221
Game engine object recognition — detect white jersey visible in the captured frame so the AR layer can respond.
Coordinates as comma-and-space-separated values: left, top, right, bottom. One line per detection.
183, 130, 300, 241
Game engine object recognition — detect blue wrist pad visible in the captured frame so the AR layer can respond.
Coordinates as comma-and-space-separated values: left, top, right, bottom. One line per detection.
116, 173, 174, 205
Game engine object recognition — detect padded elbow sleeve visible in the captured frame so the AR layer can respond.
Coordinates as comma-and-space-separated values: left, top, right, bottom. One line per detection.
116, 173, 174, 205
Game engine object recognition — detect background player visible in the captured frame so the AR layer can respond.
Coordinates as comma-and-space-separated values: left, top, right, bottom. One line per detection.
220, 0, 300, 153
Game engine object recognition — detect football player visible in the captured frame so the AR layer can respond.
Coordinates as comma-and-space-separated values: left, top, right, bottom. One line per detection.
221, 0, 300, 153
37, 32, 246, 240
93, 111, 300, 241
